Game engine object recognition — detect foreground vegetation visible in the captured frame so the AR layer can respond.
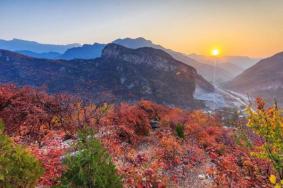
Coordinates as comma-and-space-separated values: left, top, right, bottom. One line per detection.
0, 120, 43, 187
0, 84, 282, 187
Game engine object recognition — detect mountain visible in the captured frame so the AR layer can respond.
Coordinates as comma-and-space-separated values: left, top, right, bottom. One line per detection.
226, 52, 283, 106
113, 38, 258, 83
59, 43, 105, 60
114, 38, 263, 83
188, 54, 254, 79
62, 37, 238, 83
16, 50, 62, 59
112, 37, 161, 49
7, 37, 246, 83
0, 38, 80, 53
224, 56, 260, 69
58, 37, 159, 60
189, 54, 259, 70
0, 44, 213, 109
3, 37, 254, 83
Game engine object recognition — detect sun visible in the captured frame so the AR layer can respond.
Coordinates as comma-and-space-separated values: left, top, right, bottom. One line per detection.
211, 48, 220, 56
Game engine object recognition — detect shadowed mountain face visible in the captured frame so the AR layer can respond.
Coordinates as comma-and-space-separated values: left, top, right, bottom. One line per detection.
226, 52, 283, 106
0, 44, 213, 109
0, 38, 80, 53
16, 50, 61, 59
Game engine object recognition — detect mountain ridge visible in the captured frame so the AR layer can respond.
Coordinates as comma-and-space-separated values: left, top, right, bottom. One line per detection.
0, 37, 259, 83
0, 38, 80, 53
0, 44, 213, 109
226, 51, 283, 105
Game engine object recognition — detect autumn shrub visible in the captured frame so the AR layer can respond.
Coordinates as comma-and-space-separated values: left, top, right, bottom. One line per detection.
0, 120, 44, 187
159, 136, 183, 165
29, 131, 66, 186
118, 103, 150, 136
0, 84, 76, 144
160, 108, 186, 127
247, 98, 283, 186
110, 103, 152, 144
58, 128, 122, 188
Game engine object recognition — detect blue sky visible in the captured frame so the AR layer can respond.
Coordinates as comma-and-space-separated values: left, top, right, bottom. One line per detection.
1, 0, 283, 57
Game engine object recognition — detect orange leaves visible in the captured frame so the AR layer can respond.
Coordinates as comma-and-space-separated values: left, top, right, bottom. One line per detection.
160, 108, 186, 127
158, 135, 184, 166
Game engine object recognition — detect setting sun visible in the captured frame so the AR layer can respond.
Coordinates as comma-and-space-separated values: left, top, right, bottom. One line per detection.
211, 48, 220, 56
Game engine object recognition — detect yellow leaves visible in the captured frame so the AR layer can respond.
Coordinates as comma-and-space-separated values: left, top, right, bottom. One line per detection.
269, 175, 283, 188
247, 100, 283, 187
270, 175, 277, 184
51, 116, 60, 124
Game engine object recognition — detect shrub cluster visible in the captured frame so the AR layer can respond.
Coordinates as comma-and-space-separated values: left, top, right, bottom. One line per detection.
0, 120, 44, 187
58, 128, 122, 188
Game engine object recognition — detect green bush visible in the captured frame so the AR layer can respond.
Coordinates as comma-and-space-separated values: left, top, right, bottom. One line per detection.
175, 123, 185, 139
58, 128, 122, 188
0, 120, 44, 188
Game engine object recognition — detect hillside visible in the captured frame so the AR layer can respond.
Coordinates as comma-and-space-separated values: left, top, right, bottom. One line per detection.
16, 50, 61, 59
0, 44, 213, 109
0, 85, 272, 187
226, 51, 283, 105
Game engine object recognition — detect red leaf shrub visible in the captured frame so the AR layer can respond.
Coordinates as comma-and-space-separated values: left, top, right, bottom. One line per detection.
0, 84, 76, 144
29, 131, 66, 186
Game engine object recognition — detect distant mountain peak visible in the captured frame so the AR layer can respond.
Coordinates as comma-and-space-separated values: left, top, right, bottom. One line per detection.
114, 37, 151, 42
112, 37, 159, 49
101, 43, 174, 64
0, 38, 80, 53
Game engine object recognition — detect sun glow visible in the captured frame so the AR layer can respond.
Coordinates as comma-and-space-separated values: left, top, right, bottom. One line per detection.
210, 48, 220, 56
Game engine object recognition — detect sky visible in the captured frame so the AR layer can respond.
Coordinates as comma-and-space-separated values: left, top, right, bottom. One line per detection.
1, 0, 283, 57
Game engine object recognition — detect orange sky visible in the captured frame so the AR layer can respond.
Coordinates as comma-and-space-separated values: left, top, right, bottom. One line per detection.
1, 0, 283, 58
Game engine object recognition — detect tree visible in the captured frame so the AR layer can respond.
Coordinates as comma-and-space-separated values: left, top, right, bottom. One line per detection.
58, 127, 122, 188
0, 120, 44, 188
247, 98, 283, 186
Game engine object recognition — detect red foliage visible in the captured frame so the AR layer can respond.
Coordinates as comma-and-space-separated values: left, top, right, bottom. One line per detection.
91, 101, 272, 187
106, 102, 153, 145
0, 84, 76, 144
29, 131, 66, 186
158, 135, 184, 166
0, 85, 273, 187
